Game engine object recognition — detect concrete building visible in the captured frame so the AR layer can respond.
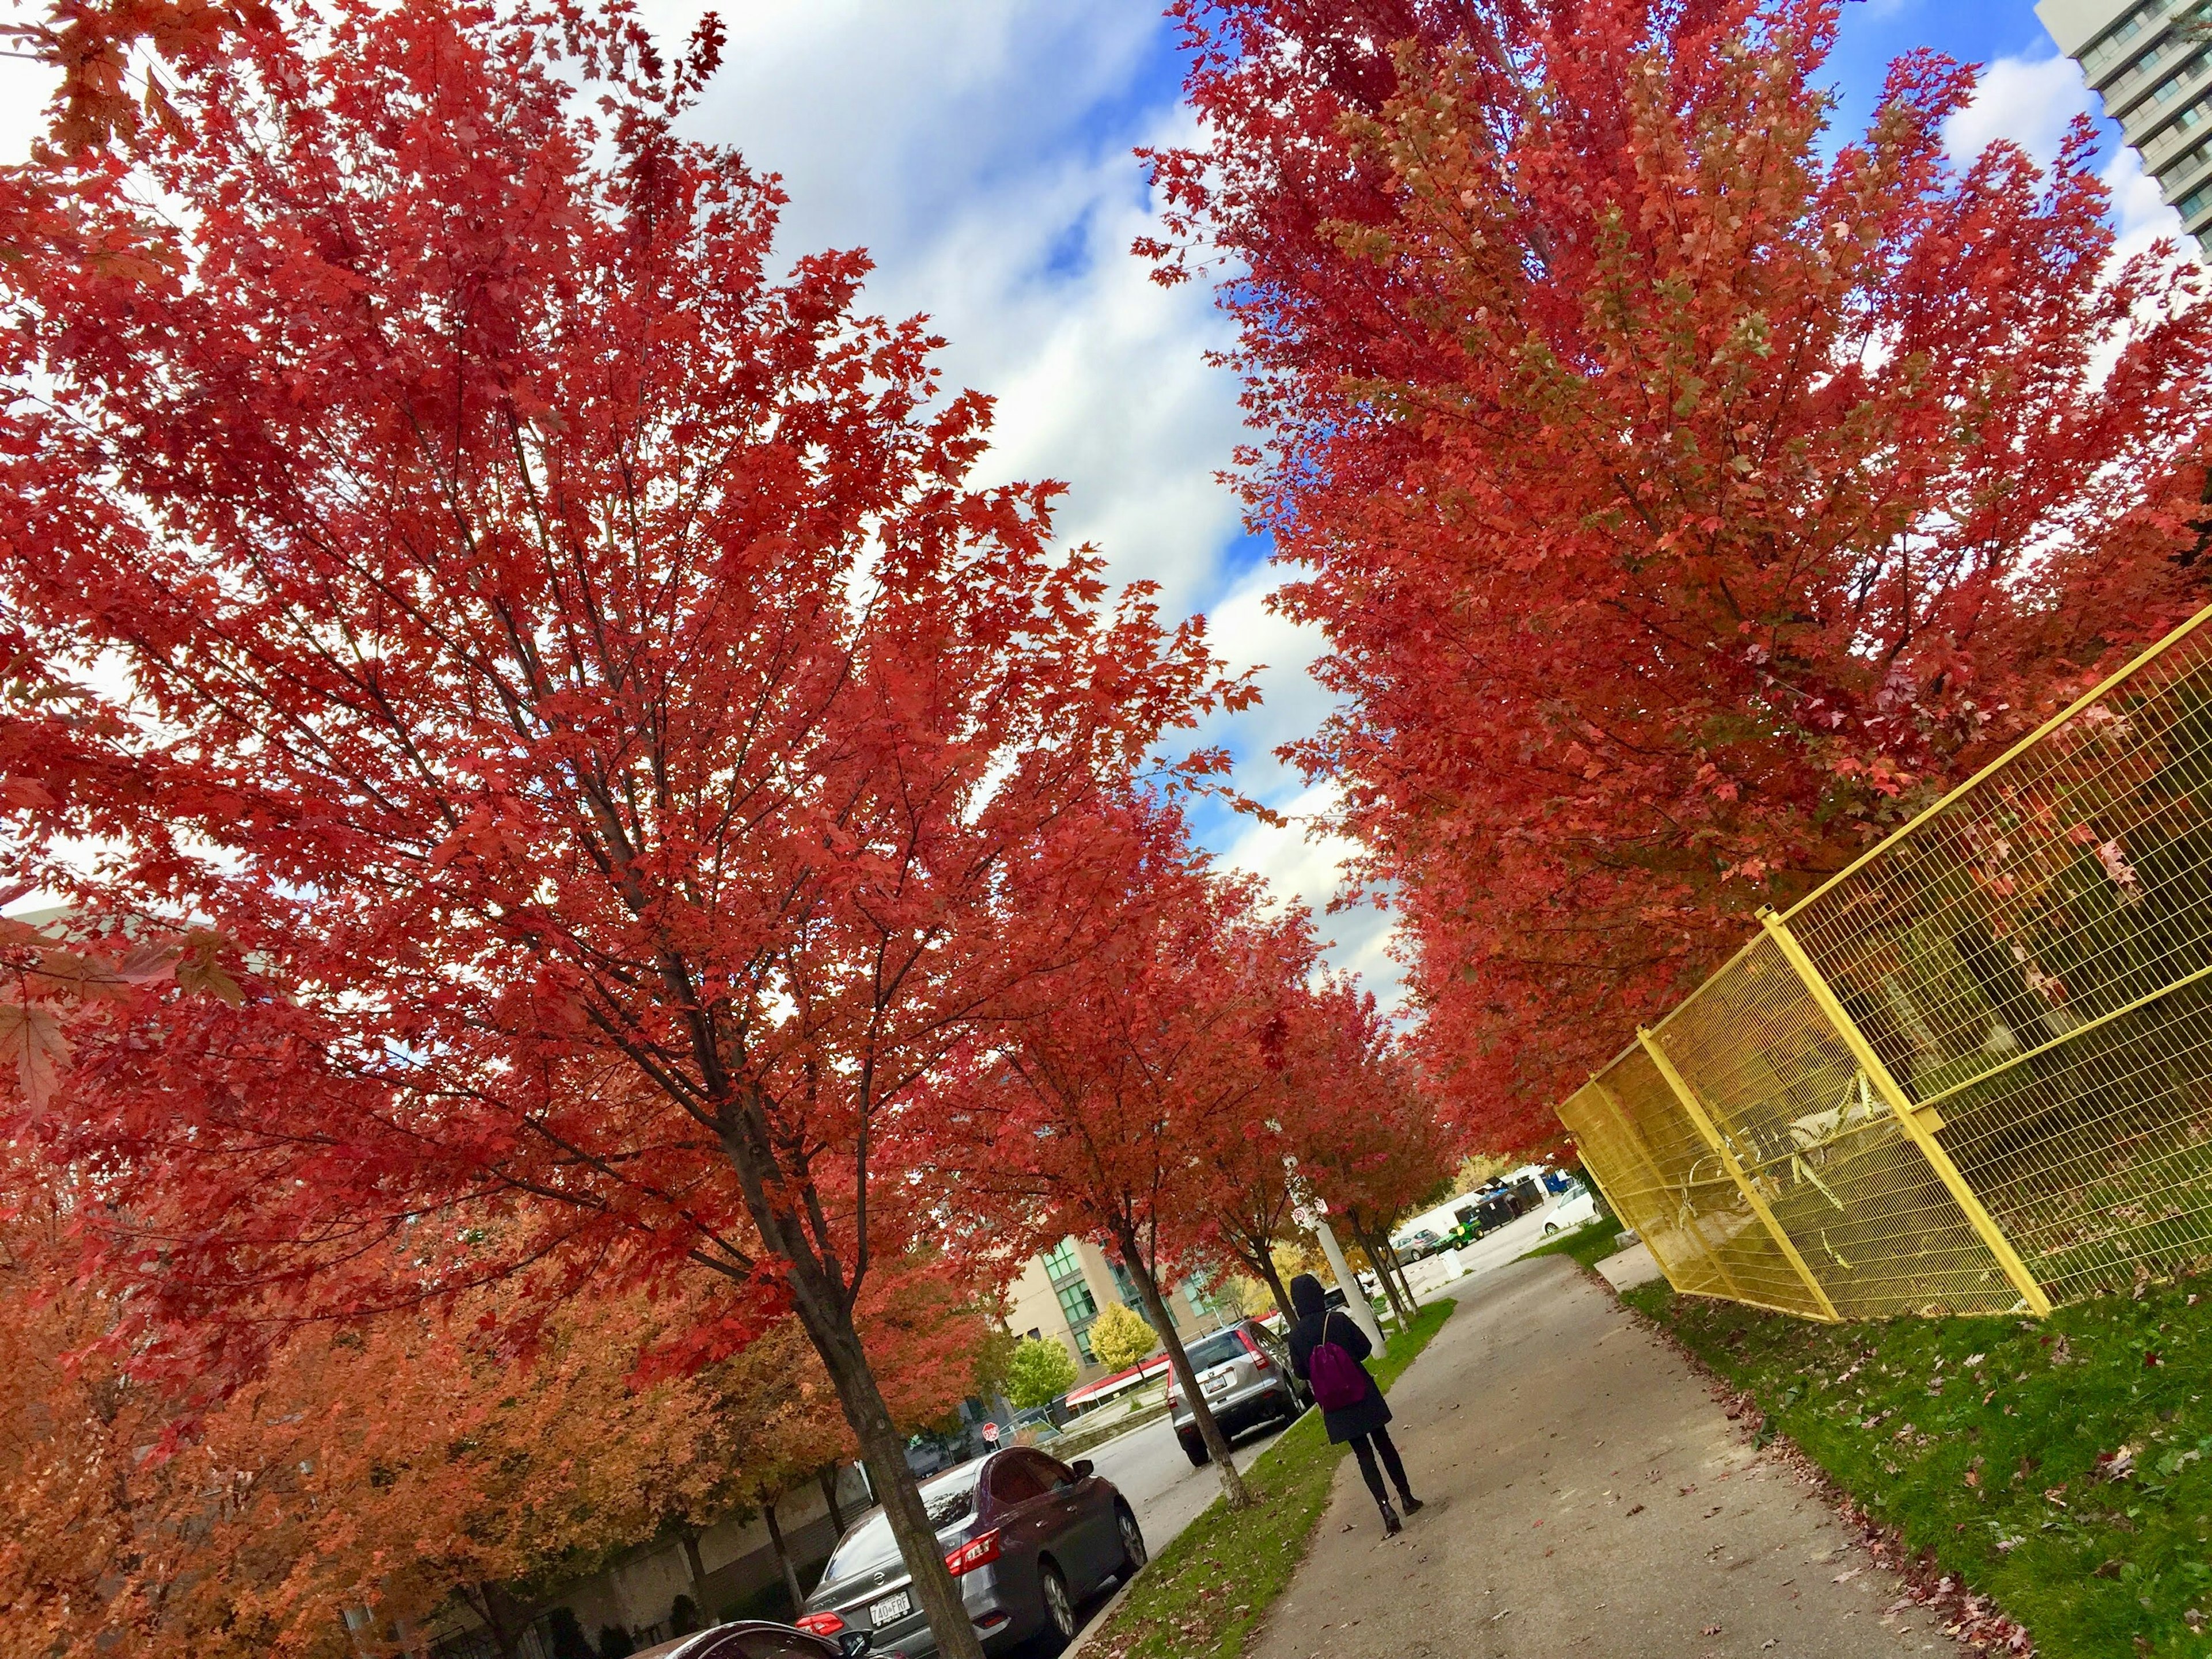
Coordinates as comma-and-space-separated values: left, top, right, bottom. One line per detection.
1003, 1236, 1237, 1385
2039, 0, 2212, 248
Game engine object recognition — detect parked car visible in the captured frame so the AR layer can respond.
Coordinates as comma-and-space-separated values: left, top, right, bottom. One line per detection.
1167, 1319, 1311, 1466
797, 1448, 1145, 1656
1542, 1180, 1600, 1234
1388, 1226, 1444, 1263
629, 1619, 882, 1659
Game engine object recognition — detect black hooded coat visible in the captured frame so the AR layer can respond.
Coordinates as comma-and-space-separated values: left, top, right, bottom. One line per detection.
1285, 1272, 1392, 1443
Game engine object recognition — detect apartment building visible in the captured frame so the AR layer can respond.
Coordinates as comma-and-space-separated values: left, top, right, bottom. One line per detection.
1004, 1236, 1236, 1384
2039, 0, 2212, 248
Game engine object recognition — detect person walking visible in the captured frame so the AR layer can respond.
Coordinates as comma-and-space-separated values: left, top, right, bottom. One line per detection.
1285, 1272, 1423, 1536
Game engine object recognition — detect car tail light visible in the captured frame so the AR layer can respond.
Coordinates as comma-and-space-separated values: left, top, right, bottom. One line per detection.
945, 1528, 1003, 1577
1236, 1328, 1271, 1368
794, 1612, 847, 1636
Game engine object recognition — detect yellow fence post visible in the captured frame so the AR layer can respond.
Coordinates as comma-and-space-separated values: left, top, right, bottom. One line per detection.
1635, 1028, 1842, 1321
1587, 1076, 1747, 1302
1759, 910, 2054, 1318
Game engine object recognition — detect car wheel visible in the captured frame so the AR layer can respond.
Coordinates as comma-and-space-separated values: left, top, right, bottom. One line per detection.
1180, 1432, 1210, 1467
1116, 1502, 1148, 1578
1040, 1559, 1077, 1644
1544, 1221, 1560, 1234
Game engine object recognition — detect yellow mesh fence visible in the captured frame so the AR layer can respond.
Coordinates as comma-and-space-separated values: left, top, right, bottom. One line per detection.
1558, 605, 2212, 1320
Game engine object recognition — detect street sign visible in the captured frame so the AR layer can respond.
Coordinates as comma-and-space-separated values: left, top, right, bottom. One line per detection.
980, 1421, 999, 1445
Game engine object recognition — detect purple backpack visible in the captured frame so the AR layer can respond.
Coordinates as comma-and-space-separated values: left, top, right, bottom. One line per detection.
1306, 1310, 1368, 1411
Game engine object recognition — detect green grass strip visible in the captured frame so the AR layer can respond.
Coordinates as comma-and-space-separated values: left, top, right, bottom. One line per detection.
1625, 1278, 2212, 1658
1516, 1214, 1624, 1270
1083, 1298, 1455, 1659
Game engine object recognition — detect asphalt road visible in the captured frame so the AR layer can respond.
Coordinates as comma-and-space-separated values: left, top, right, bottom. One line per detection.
994, 1407, 1290, 1657
1085, 1407, 1289, 1558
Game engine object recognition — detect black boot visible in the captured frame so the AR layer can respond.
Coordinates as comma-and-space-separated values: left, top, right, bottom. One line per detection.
1399, 1495, 1425, 1516
1379, 1499, 1403, 1536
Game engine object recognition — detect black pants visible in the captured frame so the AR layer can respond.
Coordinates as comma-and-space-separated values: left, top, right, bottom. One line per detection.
1347, 1425, 1412, 1508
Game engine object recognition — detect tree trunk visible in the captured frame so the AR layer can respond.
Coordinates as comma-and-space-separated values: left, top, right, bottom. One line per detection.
1232, 1236, 1296, 1324
1384, 1235, 1419, 1315
762, 1497, 805, 1615
1353, 1219, 1412, 1330
818, 1465, 850, 1537
1112, 1219, 1251, 1509
461, 1581, 536, 1659
681, 1528, 709, 1604
715, 1113, 986, 1659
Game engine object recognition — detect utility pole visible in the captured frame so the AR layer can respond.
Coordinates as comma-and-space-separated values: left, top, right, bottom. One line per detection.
1287, 1169, 1387, 1353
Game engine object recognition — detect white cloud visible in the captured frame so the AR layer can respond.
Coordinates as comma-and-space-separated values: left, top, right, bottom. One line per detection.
0, 3, 1404, 995
654, 0, 1401, 987
1942, 51, 2190, 255
1942, 52, 2090, 173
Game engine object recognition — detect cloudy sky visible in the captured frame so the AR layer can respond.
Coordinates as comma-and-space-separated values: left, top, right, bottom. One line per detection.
0, 0, 2184, 1001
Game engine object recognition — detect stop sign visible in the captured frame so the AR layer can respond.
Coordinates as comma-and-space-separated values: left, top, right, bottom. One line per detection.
981, 1421, 1000, 1444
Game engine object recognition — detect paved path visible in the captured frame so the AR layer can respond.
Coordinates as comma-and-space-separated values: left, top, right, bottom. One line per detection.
1248, 1257, 1949, 1659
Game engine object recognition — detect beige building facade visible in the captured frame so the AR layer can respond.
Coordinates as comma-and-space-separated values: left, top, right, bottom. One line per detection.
1005, 1236, 1237, 1387
2039, 0, 2212, 248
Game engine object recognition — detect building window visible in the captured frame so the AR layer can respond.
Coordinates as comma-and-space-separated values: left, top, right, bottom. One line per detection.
1107, 1259, 1143, 1307
2181, 185, 2212, 218
2085, 3, 2160, 77
1041, 1238, 1082, 1284
1074, 1326, 1095, 1363
1056, 1278, 1099, 1327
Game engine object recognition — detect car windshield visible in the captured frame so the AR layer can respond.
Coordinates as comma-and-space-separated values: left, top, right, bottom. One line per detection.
1183, 1330, 1247, 1373
820, 1466, 981, 1584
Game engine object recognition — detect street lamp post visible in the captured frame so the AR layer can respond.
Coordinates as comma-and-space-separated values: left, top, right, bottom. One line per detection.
1289, 1180, 1387, 1353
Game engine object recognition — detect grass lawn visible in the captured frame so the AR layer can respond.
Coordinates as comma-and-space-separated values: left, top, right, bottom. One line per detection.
1625, 1277, 2212, 1658
1082, 1298, 1455, 1659
1517, 1214, 1624, 1270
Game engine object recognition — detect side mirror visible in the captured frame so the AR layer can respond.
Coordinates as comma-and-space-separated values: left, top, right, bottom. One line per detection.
836, 1633, 873, 1658
1070, 1458, 1095, 1480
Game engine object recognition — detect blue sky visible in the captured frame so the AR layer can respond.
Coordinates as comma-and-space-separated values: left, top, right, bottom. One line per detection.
0, 2, 2179, 998
611, 0, 2179, 1005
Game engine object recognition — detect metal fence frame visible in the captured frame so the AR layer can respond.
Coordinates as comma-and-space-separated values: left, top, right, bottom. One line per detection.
1559, 602, 2212, 1320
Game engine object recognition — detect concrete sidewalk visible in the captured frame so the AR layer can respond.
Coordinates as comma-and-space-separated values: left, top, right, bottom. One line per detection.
1249, 1257, 1949, 1659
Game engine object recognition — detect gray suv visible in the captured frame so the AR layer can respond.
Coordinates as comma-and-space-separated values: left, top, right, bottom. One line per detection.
797, 1448, 1145, 1656
1168, 1319, 1310, 1466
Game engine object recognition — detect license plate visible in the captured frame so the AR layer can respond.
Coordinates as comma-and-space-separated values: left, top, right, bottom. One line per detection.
1203, 1374, 1232, 1395
868, 1591, 911, 1627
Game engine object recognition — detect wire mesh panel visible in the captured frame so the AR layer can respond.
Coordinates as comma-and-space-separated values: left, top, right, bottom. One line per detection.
1556, 1076, 1729, 1298
1649, 938, 2021, 1317
1557, 606, 2212, 1321
1788, 621, 2212, 1305
1596, 1042, 1831, 1319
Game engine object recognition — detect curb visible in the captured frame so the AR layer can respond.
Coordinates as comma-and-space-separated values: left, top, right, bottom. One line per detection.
1060, 1569, 1142, 1659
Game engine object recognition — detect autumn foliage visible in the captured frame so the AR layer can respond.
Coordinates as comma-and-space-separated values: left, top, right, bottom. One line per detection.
0, 2, 1249, 1652
1152, 0, 2212, 1150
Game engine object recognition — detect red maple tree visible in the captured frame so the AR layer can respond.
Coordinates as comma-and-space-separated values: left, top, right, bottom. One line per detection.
0, 5, 1241, 1651
952, 794, 1314, 1507
1150, 0, 2212, 1149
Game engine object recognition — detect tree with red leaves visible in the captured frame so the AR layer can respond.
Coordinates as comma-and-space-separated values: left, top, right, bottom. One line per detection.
954, 796, 1315, 1508
0, 5, 1241, 1653
1149, 0, 2212, 1152
1268, 976, 1451, 1325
